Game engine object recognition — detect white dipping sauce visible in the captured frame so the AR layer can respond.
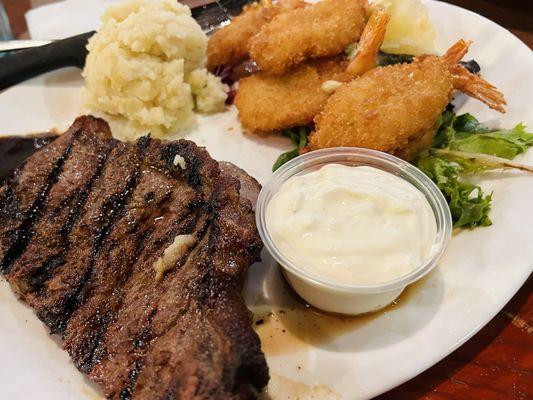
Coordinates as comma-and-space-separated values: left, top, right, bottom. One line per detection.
266, 164, 437, 285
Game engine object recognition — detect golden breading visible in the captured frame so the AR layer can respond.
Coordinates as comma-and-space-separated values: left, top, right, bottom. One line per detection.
392, 128, 435, 161
309, 40, 506, 161
206, 0, 306, 70
309, 58, 453, 159
248, 0, 367, 74
234, 58, 349, 133
235, 7, 389, 133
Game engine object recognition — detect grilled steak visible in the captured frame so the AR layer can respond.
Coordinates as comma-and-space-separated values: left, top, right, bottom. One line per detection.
218, 162, 261, 212
0, 116, 268, 399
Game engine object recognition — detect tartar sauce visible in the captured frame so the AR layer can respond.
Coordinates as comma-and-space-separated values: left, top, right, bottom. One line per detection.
266, 164, 437, 285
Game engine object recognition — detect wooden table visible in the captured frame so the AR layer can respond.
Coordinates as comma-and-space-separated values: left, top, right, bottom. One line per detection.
2, 1, 532, 399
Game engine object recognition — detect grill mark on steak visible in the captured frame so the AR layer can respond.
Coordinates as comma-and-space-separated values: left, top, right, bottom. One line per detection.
6, 118, 115, 294
0, 139, 75, 272
63, 141, 205, 373
119, 360, 145, 400
88, 145, 221, 399
53, 147, 146, 332
0, 116, 268, 399
115, 222, 215, 399
134, 307, 221, 399
93, 172, 266, 399
25, 151, 111, 288
131, 175, 265, 399
60, 149, 112, 239
118, 309, 156, 400
0, 129, 76, 264
122, 229, 216, 399
27, 137, 149, 333
28, 255, 64, 288
65, 223, 151, 373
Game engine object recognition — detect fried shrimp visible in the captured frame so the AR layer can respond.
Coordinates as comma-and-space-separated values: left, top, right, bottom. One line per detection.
206, 0, 305, 70
248, 0, 367, 74
235, 8, 388, 133
235, 58, 349, 133
308, 40, 506, 160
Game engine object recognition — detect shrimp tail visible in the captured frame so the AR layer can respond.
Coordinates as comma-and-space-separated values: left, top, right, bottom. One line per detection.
443, 39, 473, 63
443, 39, 506, 112
449, 64, 506, 113
345, 7, 390, 77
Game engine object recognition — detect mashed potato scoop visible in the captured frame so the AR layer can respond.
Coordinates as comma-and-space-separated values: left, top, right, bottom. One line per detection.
83, 0, 229, 141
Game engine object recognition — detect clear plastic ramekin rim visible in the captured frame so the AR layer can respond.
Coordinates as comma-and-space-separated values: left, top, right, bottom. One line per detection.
256, 147, 453, 294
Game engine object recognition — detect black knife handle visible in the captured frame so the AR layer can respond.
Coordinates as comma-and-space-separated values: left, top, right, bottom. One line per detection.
0, 31, 95, 91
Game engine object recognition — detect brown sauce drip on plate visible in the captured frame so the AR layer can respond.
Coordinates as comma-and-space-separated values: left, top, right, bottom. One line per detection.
252, 266, 428, 356
259, 373, 341, 400
0, 133, 57, 182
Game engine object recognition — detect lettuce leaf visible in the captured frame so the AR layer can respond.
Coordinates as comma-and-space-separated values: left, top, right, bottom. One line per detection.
272, 127, 309, 171
417, 154, 493, 228
416, 111, 533, 229
434, 111, 533, 158
448, 124, 533, 159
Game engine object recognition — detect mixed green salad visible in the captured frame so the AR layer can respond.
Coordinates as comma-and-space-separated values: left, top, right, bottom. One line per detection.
416, 111, 533, 228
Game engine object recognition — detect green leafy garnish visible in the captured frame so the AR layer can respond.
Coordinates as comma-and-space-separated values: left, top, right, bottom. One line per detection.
416, 153, 493, 228
433, 111, 533, 158
416, 111, 533, 229
344, 44, 414, 67
272, 127, 309, 171
376, 52, 414, 67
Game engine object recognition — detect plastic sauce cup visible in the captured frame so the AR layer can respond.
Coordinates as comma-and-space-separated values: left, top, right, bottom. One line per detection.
256, 148, 452, 315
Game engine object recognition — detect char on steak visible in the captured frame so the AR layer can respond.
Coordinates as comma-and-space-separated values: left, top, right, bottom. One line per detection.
0, 116, 268, 399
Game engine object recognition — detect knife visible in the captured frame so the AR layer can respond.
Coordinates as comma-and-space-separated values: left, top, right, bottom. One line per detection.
0, 0, 249, 91
0, 40, 52, 52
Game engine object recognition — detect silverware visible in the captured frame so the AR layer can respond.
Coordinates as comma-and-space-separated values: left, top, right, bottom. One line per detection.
0, 32, 93, 91
0, 40, 52, 53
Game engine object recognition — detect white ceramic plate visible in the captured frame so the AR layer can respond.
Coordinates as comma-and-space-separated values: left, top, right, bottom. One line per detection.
0, 1, 532, 399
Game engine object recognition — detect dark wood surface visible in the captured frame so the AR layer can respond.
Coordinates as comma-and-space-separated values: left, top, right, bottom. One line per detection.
2, 1, 532, 399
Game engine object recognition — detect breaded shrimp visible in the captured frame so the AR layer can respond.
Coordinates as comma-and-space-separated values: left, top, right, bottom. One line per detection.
235, 58, 350, 132
308, 40, 506, 160
206, 0, 306, 71
235, 8, 388, 133
248, 0, 368, 74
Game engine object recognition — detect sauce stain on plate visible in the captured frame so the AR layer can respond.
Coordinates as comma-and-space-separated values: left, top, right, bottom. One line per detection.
259, 373, 340, 400
250, 265, 428, 356
0, 133, 57, 182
